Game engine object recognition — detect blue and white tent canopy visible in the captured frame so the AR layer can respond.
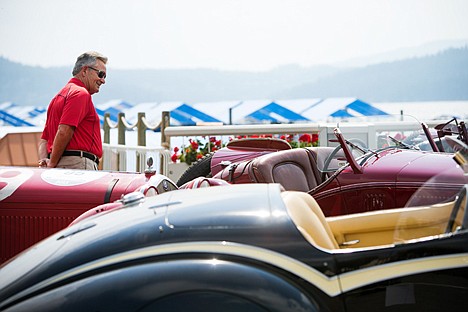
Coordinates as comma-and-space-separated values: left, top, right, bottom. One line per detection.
172, 103, 222, 126
124, 101, 222, 127
275, 98, 322, 115
300, 98, 389, 122
123, 102, 160, 124
227, 99, 272, 124
218, 99, 310, 124
192, 100, 243, 124
0, 102, 46, 127
330, 99, 389, 118
96, 100, 134, 124
1, 97, 390, 127
243, 101, 310, 124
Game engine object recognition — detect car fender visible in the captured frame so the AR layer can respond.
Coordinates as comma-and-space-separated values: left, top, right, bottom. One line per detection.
2, 258, 335, 312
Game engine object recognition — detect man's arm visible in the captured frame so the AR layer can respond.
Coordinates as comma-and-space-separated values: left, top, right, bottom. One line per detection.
38, 139, 49, 167
48, 124, 75, 168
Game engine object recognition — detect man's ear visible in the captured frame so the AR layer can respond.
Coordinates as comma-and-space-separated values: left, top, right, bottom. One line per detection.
79, 66, 88, 78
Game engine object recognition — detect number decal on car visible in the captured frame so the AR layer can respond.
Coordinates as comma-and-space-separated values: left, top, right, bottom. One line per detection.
0, 168, 34, 201
40, 169, 108, 186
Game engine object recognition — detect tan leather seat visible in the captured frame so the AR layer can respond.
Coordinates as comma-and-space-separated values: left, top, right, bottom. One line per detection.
249, 148, 323, 192
282, 191, 339, 250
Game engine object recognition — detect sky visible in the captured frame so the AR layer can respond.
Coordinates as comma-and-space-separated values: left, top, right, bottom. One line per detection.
1, 0, 468, 71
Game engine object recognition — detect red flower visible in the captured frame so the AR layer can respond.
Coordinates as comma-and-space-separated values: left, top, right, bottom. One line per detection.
171, 153, 179, 162
173, 146, 179, 153
299, 133, 312, 143
312, 133, 319, 143
190, 140, 199, 150
280, 135, 286, 140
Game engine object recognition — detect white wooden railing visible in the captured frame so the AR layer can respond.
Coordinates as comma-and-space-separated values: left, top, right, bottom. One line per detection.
102, 143, 171, 175
102, 112, 446, 181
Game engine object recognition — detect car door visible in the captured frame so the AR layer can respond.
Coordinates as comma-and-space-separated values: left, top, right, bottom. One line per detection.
337, 233, 468, 312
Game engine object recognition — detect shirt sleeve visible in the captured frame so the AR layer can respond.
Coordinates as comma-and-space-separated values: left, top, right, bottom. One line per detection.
59, 88, 91, 127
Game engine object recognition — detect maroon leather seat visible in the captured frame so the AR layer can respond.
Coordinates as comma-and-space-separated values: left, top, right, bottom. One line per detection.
248, 148, 323, 192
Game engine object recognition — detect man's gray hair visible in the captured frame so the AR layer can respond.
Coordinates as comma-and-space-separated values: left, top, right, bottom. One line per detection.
72, 51, 108, 76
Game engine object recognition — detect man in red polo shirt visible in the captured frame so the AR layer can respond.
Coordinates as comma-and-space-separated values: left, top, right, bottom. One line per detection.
38, 51, 107, 170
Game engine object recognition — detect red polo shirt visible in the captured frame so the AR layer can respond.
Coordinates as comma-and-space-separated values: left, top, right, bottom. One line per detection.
41, 78, 102, 158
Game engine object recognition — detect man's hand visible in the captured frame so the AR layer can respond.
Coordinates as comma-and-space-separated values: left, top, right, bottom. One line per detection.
38, 139, 50, 168
38, 158, 50, 168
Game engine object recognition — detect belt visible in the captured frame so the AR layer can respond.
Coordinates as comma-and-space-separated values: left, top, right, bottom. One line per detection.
49, 150, 100, 165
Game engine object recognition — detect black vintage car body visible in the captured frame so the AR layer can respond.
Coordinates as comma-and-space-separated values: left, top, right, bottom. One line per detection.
0, 152, 467, 311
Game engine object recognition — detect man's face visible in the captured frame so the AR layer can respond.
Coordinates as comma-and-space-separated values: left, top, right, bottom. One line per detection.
83, 60, 106, 95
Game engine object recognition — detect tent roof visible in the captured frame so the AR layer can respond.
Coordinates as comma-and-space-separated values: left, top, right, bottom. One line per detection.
1, 97, 390, 127
171, 103, 222, 125
96, 100, 136, 125
346, 99, 389, 116
120, 101, 221, 126
123, 102, 160, 124
192, 100, 242, 124
330, 109, 355, 117
243, 102, 310, 124
301, 98, 354, 121
0, 105, 46, 126
0, 102, 16, 110
301, 98, 388, 121
230, 99, 273, 123
96, 99, 134, 111
275, 98, 322, 114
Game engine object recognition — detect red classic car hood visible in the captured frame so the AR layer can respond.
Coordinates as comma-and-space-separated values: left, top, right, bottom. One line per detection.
0, 166, 149, 207
395, 151, 461, 182
355, 149, 460, 182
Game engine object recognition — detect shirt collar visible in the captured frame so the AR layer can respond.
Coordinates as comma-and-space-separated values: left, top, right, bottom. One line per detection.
69, 77, 86, 88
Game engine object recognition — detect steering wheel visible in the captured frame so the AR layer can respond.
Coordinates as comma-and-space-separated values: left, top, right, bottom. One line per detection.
445, 185, 468, 233
322, 145, 343, 174
322, 139, 367, 173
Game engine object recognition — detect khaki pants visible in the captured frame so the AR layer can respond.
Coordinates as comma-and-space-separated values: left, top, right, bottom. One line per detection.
56, 156, 99, 170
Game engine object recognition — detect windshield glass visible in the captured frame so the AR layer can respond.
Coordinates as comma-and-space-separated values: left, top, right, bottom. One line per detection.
390, 152, 468, 244
378, 116, 467, 152
321, 150, 468, 251
405, 154, 467, 208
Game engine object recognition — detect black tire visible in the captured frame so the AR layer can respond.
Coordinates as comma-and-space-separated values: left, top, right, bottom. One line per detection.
176, 152, 214, 187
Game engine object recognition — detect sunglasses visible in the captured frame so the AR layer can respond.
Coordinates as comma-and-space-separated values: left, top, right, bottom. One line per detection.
88, 66, 107, 79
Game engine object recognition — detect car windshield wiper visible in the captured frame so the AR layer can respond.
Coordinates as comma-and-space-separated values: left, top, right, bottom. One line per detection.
387, 135, 420, 150
344, 138, 379, 157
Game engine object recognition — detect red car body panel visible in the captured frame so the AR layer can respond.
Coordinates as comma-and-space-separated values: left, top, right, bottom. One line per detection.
211, 146, 464, 217
328, 150, 462, 216
0, 166, 175, 263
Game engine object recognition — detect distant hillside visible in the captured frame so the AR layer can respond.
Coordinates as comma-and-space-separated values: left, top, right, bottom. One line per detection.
277, 47, 468, 102
101, 64, 339, 105
1, 46, 467, 106
0, 59, 70, 106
